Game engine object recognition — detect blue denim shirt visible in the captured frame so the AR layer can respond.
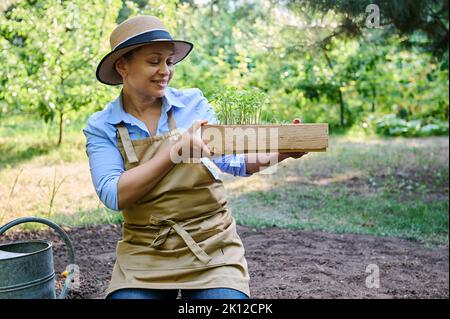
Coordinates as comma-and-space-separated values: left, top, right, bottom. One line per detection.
83, 87, 252, 211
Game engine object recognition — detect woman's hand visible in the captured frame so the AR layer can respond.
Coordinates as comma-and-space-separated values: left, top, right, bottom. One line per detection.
278, 118, 308, 162
170, 120, 212, 162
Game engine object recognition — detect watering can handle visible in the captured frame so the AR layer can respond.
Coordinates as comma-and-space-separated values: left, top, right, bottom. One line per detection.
0, 217, 76, 299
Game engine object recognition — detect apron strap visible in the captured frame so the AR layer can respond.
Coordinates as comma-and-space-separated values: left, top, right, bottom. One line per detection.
116, 124, 139, 164
115, 103, 176, 164
149, 216, 213, 265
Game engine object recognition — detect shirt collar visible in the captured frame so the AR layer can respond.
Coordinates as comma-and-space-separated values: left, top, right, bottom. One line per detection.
106, 87, 185, 125
164, 88, 186, 110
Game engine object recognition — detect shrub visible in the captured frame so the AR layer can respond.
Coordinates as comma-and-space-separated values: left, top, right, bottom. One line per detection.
369, 114, 449, 137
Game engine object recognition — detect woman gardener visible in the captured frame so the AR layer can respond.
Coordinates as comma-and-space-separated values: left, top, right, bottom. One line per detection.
83, 15, 306, 299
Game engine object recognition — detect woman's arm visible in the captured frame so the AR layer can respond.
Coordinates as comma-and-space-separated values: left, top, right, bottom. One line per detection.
244, 152, 307, 174
84, 121, 125, 211
117, 120, 211, 209
117, 142, 175, 209
84, 116, 211, 210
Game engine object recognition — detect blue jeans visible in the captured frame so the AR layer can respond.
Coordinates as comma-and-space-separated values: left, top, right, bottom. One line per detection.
107, 288, 249, 299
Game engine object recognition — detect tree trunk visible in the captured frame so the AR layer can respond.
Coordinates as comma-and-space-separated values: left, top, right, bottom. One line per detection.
209, 0, 215, 56
322, 48, 346, 127
338, 88, 345, 127
57, 109, 64, 146
371, 83, 376, 112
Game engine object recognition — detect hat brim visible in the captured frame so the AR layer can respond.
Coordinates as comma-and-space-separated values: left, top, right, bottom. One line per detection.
96, 40, 193, 85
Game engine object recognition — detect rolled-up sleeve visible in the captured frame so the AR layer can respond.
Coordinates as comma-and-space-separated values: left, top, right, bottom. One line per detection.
83, 119, 124, 211
195, 91, 253, 177
212, 154, 253, 177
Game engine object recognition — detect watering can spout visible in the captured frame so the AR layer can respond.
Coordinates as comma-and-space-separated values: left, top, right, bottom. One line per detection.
0, 217, 76, 299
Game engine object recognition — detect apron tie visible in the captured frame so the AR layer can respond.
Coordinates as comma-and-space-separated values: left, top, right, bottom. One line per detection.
149, 216, 213, 265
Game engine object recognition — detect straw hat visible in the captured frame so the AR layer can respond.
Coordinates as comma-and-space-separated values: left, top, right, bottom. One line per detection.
96, 15, 193, 85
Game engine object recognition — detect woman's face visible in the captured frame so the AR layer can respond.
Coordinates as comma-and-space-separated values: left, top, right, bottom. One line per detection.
115, 42, 175, 98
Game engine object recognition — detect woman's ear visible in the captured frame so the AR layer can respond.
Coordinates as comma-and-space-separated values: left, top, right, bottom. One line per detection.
115, 57, 128, 79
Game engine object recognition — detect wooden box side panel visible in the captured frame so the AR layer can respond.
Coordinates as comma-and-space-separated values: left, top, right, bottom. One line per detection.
201, 124, 328, 154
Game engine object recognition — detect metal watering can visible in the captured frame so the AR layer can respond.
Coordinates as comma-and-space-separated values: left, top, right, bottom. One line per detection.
0, 217, 76, 299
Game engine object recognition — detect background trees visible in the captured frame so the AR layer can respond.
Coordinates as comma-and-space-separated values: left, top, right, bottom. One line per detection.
1, 0, 122, 144
1, 0, 448, 143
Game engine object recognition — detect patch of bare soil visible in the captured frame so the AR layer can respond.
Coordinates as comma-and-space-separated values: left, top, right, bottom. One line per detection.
1, 224, 448, 299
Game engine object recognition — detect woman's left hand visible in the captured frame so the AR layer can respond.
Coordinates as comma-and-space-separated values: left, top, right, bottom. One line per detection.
278, 119, 308, 162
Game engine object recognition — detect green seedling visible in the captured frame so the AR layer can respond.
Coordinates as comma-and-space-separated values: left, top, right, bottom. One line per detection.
210, 87, 268, 125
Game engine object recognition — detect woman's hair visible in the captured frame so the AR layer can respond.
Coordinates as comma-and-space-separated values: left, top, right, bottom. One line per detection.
114, 47, 142, 76
122, 46, 142, 61
115, 42, 175, 74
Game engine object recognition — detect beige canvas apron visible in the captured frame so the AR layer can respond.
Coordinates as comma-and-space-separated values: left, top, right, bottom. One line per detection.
105, 109, 250, 297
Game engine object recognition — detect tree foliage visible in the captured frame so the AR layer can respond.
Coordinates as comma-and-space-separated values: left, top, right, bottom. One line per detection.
0, 0, 448, 141
289, 0, 449, 59
0, 0, 122, 144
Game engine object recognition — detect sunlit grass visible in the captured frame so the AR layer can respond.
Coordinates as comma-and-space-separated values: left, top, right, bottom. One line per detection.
223, 135, 449, 246
228, 183, 448, 246
18, 208, 123, 232
0, 114, 87, 169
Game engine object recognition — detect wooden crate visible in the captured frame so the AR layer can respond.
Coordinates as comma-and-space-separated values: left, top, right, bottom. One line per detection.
201, 124, 328, 154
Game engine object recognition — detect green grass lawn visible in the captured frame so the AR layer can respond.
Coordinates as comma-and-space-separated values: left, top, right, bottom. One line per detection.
0, 115, 448, 246
225, 134, 449, 247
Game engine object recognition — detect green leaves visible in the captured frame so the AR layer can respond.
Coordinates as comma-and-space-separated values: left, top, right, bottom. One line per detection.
369, 114, 449, 137
210, 86, 268, 125
1, 0, 122, 143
